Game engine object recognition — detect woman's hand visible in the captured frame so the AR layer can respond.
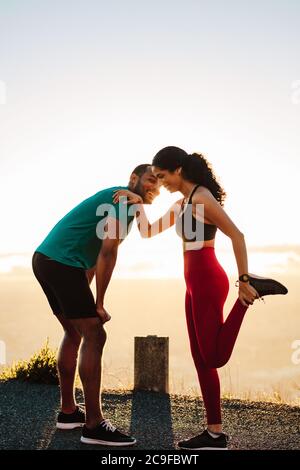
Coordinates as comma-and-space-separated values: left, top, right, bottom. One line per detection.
238, 282, 259, 307
113, 189, 143, 205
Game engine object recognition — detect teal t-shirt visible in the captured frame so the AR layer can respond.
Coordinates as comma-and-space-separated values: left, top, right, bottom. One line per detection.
36, 186, 135, 269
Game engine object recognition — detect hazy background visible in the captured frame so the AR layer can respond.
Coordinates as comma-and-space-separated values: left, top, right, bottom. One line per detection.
0, 0, 299, 403
1, 270, 299, 404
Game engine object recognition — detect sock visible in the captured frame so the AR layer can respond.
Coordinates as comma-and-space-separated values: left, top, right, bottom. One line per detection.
207, 429, 222, 438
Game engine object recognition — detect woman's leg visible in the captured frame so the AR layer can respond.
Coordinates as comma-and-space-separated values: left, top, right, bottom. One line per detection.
185, 249, 248, 369
189, 280, 248, 369
185, 291, 222, 429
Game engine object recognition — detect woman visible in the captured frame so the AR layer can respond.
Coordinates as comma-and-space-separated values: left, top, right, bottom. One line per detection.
113, 146, 287, 450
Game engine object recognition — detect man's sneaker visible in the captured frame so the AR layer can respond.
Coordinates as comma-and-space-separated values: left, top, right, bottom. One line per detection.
80, 419, 137, 446
56, 406, 85, 430
249, 274, 288, 297
178, 429, 228, 450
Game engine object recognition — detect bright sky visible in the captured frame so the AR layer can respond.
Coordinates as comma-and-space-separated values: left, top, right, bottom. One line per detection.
0, 0, 299, 277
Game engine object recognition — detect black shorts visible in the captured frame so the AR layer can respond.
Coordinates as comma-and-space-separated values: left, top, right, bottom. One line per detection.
32, 251, 98, 319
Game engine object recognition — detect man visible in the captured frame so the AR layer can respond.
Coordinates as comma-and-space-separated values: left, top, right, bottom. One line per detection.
32, 164, 160, 446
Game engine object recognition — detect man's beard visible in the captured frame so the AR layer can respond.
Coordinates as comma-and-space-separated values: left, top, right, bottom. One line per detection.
133, 180, 150, 203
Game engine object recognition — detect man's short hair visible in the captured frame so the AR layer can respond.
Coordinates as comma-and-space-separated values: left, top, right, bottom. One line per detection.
131, 164, 151, 177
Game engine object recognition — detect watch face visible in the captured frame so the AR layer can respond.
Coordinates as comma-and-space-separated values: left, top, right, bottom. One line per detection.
240, 274, 249, 282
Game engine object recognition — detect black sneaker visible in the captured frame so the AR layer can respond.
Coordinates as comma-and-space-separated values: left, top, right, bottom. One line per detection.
56, 406, 85, 430
80, 419, 137, 446
178, 429, 228, 450
249, 274, 288, 297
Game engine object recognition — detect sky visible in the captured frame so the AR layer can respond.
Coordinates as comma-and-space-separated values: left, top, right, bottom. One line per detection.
0, 0, 300, 277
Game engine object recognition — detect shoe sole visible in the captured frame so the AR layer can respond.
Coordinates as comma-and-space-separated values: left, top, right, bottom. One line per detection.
249, 275, 288, 295
56, 422, 84, 430
80, 436, 137, 446
178, 446, 228, 450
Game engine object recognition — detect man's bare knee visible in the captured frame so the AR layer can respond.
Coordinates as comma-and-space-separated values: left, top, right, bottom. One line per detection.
70, 317, 107, 347
56, 314, 81, 344
87, 326, 107, 348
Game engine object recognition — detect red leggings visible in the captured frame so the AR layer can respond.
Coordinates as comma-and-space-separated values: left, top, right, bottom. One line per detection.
184, 247, 248, 424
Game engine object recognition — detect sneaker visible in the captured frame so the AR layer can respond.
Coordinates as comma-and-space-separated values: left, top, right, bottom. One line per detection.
56, 406, 85, 430
80, 419, 137, 446
249, 274, 288, 297
178, 429, 228, 450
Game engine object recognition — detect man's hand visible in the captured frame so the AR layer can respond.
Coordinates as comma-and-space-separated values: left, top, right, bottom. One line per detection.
96, 305, 111, 324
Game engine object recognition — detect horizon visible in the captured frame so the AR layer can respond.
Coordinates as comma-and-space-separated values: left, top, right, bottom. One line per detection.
1, 241, 300, 278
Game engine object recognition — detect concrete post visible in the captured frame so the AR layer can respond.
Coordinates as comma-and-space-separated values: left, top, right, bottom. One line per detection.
134, 335, 169, 393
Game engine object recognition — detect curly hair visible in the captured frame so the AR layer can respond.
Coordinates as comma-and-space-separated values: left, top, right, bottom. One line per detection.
152, 146, 226, 206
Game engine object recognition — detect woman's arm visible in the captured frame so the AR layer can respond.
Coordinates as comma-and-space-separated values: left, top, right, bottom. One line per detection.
113, 189, 182, 238
135, 203, 180, 238
193, 189, 258, 306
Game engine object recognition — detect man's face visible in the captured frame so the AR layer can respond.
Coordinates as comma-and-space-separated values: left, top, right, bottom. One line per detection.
132, 168, 161, 204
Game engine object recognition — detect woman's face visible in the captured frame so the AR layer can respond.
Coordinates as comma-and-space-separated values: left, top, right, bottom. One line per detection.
152, 166, 182, 193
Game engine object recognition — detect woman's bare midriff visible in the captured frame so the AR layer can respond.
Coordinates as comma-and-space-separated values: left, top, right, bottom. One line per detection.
183, 238, 215, 252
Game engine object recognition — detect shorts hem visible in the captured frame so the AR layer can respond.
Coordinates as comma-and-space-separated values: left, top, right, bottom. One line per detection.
54, 312, 99, 319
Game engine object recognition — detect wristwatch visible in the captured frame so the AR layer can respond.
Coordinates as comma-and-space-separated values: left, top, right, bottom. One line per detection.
239, 274, 250, 282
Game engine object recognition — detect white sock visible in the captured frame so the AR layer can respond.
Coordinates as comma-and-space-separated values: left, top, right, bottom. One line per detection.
207, 429, 222, 438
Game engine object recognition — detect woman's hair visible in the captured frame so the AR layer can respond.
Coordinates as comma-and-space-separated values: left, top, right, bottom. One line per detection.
152, 146, 226, 205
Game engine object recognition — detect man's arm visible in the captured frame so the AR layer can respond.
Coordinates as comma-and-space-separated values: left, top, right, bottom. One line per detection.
85, 267, 95, 285
95, 217, 122, 317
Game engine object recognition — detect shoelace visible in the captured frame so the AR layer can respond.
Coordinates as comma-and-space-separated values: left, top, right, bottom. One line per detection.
100, 419, 116, 433
75, 403, 85, 414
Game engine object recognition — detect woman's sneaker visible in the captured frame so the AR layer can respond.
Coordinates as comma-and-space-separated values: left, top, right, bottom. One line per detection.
249, 274, 288, 297
56, 406, 85, 429
178, 429, 228, 450
80, 419, 137, 446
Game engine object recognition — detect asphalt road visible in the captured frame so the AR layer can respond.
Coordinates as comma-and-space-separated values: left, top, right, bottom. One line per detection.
0, 381, 299, 450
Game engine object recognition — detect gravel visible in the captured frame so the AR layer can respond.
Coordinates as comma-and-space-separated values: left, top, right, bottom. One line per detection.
0, 380, 299, 450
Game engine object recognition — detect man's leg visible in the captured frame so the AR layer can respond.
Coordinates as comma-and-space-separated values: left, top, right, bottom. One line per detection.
56, 314, 82, 413
70, 317, 106, 429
